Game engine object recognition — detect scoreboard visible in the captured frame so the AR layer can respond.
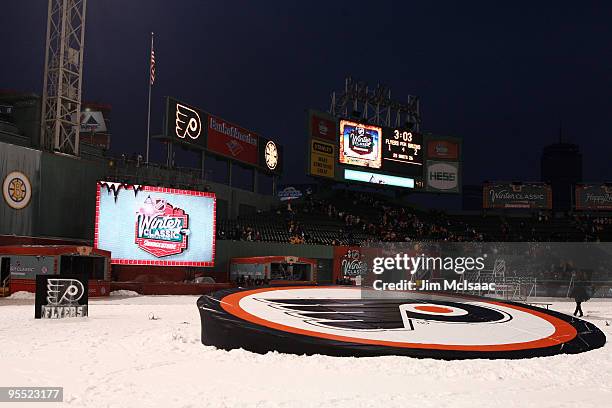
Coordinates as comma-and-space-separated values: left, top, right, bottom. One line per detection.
307, 110, 460, 192
382, 127, 423, 177
337, 119, 424, 181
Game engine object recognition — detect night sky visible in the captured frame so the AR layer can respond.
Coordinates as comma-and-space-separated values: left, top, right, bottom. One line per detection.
2, 1, 611, 189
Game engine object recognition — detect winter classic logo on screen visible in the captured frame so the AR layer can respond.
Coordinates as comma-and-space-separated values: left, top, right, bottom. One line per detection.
339, 120, 382, 169
135, 196, 190, 257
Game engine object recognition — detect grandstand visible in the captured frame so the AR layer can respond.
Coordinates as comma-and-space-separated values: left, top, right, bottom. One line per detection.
217, 189, 612, 245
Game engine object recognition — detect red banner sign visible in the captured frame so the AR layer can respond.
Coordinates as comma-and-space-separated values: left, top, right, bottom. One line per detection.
427, 140, 459, 160
207, 115, 259, 165
311, 114, 337, 142
333, 246, 369, 282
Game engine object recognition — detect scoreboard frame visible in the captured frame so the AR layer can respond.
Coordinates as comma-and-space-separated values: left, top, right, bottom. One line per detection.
306, 109, 461, 193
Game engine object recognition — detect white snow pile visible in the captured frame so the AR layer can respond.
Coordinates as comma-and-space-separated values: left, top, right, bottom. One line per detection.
7, 291, 36, 300
110, 289, 141, 297
0, 296, 610, 408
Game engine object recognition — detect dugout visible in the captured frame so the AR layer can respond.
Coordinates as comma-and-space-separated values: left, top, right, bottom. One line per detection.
230, 256, 317, 284
0, 245, 111, 296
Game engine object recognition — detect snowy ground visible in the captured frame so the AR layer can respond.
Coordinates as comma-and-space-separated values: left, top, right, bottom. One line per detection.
1, 294, 610, 408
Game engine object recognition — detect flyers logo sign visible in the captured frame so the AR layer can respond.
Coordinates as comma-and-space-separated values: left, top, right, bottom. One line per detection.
197, 286, 608, 359
175, 103, 202, 140
47, 279, 84, 305
255, 298, 510, 331
40, 278, 88, 318
135, 196, 190, 257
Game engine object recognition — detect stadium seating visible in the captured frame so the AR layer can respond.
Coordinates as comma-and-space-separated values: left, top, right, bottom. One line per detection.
217, 191, 612, 245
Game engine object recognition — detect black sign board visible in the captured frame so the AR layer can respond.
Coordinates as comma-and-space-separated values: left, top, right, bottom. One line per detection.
381, 127, 424, 177
483, 183, 552, 209
35, 273, 89, 319
165, 97, 208, 149
575, 184, 612, 211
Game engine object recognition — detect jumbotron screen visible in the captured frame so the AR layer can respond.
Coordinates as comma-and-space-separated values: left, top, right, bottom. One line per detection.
94, 182, 216, 266
336, 118, 424, 184
338, 120, 383, 169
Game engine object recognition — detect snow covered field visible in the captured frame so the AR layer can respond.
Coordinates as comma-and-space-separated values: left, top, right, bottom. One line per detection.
1, 293, 610, 408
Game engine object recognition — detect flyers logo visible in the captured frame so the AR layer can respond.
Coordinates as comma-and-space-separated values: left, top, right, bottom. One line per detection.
257, 298, 508, 331
46, 279, 85, 305
199, 287, 605, 358
175, 103, 202, 140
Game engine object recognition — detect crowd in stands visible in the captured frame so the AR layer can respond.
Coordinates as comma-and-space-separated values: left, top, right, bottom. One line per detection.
216, 190, 612, 245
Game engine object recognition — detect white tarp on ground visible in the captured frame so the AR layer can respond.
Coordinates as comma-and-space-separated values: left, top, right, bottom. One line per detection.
0, 296, 610, 408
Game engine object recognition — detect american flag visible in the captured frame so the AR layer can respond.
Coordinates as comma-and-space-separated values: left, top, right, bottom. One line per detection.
149, 42, 156, 86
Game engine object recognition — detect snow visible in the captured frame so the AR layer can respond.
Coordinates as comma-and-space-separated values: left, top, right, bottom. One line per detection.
0, 296, 610, 408
109, 290, 141, 297
7, 291, 36, 300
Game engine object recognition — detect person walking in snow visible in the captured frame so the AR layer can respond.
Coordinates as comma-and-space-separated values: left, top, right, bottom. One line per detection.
571, 276, 589, 317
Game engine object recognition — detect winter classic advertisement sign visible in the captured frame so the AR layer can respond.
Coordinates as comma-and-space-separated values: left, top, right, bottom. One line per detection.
94, 182, 216, 266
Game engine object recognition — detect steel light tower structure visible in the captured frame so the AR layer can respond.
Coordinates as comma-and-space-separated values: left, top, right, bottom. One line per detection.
40, 0, 88, 156
330, 76, 421, 131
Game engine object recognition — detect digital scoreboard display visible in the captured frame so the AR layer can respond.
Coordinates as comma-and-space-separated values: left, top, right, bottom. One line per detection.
308, 111, 457, 191
381, 127, 423, 176
338, 120, 382, 169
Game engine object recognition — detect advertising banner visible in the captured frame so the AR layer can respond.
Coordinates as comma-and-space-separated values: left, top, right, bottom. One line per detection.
95, 182, 216, 267
426, 161, 460, 192
332, 246, 369, 282
35, 273, 88, 319
575, 184, 612, 210
483, 183, 552, 209
310, 112, 337, 142
339, 120, 382, 169
165, 97, 207, 149
79, 111, 107, 133
207, 114, 259, 165
10, 256, 54, 280
277, 184, 318, 201
310, 139, 335, 179
427, 140, 459, 160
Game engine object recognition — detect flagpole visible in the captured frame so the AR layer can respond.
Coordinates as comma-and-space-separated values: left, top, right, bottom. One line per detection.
146, 31, 154, 164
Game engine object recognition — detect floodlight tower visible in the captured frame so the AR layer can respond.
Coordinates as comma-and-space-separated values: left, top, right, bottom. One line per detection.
40, 0, 88, 155
330, 76, 421, 131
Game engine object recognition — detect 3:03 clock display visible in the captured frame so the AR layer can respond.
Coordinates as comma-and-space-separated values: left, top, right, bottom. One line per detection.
381, 127, 423, 176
